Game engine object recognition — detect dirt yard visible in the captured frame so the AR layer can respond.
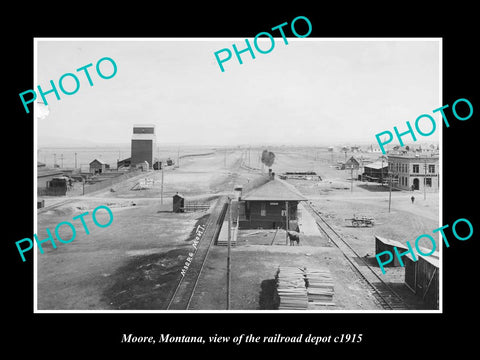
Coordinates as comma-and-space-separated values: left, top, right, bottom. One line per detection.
36, 147, 440, 311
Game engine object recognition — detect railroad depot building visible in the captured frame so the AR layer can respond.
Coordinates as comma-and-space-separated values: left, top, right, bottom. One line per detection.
237, 179, 307, 230
387, 154, 439, 192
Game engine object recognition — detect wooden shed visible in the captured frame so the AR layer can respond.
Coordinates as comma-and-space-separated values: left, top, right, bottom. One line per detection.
404, 252, 439, 309
89, 158, 107, 174
363, 161, 389, 182
375, 236, 409, 267
173, 193, 185, 213
375, 235, 435, 268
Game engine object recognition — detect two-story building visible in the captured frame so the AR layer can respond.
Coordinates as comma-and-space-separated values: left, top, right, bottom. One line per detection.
388, 154, 439, 192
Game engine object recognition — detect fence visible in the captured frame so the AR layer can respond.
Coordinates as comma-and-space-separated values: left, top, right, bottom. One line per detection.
183, 203, 211, 212
83, 170, 142, 194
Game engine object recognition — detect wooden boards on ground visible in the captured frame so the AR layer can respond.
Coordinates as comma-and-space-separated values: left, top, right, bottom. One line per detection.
275, 266, 335, 310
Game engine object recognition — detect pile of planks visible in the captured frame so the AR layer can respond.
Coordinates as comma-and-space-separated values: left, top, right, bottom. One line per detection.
275, 267, 308, 310
275, 266, 335, 310
304, 268, 335, 309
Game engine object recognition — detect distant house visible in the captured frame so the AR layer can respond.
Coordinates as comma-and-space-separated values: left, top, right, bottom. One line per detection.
89, 158, 109, 174
237, 179, 307, 230
341, 156, 360, 170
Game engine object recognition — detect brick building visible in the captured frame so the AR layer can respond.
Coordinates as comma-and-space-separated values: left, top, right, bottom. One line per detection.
388, 154, 439, 192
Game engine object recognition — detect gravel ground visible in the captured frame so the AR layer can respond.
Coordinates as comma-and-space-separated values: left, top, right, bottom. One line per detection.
36, 148, 439, 311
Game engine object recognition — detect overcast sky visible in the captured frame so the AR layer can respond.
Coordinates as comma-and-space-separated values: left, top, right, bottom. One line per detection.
36, 38, 440, 147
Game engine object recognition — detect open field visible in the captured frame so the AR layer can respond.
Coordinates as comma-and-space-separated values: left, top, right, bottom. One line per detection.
36, 146, 439, 310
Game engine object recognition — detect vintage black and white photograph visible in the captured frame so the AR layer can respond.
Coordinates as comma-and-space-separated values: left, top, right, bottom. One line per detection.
34, 38, 441, 312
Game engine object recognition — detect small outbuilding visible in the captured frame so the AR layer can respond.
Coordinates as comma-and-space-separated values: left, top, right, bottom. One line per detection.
90, 158, 108, 174
375, 236, 409, 268
363, 161, 389, 182
404, 251, 439, 309
173, 193, 185, 213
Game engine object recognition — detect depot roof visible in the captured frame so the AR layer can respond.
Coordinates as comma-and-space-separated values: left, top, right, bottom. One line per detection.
241, 179, 307, 201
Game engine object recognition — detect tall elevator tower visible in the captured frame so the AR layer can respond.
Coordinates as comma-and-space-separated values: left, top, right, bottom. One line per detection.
131, 124, 156, 169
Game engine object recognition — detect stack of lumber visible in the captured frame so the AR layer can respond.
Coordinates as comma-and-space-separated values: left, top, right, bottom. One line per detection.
275, 266, 308, 310
304, 268, 335, 308
274, 266, 335, 310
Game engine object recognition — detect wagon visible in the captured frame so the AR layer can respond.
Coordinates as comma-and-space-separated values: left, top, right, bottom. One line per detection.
345, 216, 375, 227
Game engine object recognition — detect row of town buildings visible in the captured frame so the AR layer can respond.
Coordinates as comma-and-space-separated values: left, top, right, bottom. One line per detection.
347, 152, 439, 192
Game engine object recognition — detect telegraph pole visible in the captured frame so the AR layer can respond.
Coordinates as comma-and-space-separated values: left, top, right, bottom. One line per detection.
227, 197, 232, 310
350, 165, 353, 192
160, 168, 164, 205
424, 157, 427, 200
389, 173, 392, 212
285, 201, 289, 245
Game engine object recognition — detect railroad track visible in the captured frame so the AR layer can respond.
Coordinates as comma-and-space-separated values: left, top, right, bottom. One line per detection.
304, 202, 409, 310
166, 196, 229, 310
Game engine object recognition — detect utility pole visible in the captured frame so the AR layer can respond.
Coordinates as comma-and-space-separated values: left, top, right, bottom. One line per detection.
75, 152, 78, 169
285, 201, 289, 245
177, 148, 180, 168
227, 197, 232, 310
424, 157, 427, 200
160, 168, 164, 205
381, 156, 384, 186
351, 165, 353, 192
389, 173, 393, 213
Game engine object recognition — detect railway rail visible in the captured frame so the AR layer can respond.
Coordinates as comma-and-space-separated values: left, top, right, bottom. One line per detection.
305, 202, 409, 310
166, 196, 229, 310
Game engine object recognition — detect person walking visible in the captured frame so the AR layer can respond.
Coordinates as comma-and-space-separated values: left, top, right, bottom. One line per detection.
411, 195, 415, 204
